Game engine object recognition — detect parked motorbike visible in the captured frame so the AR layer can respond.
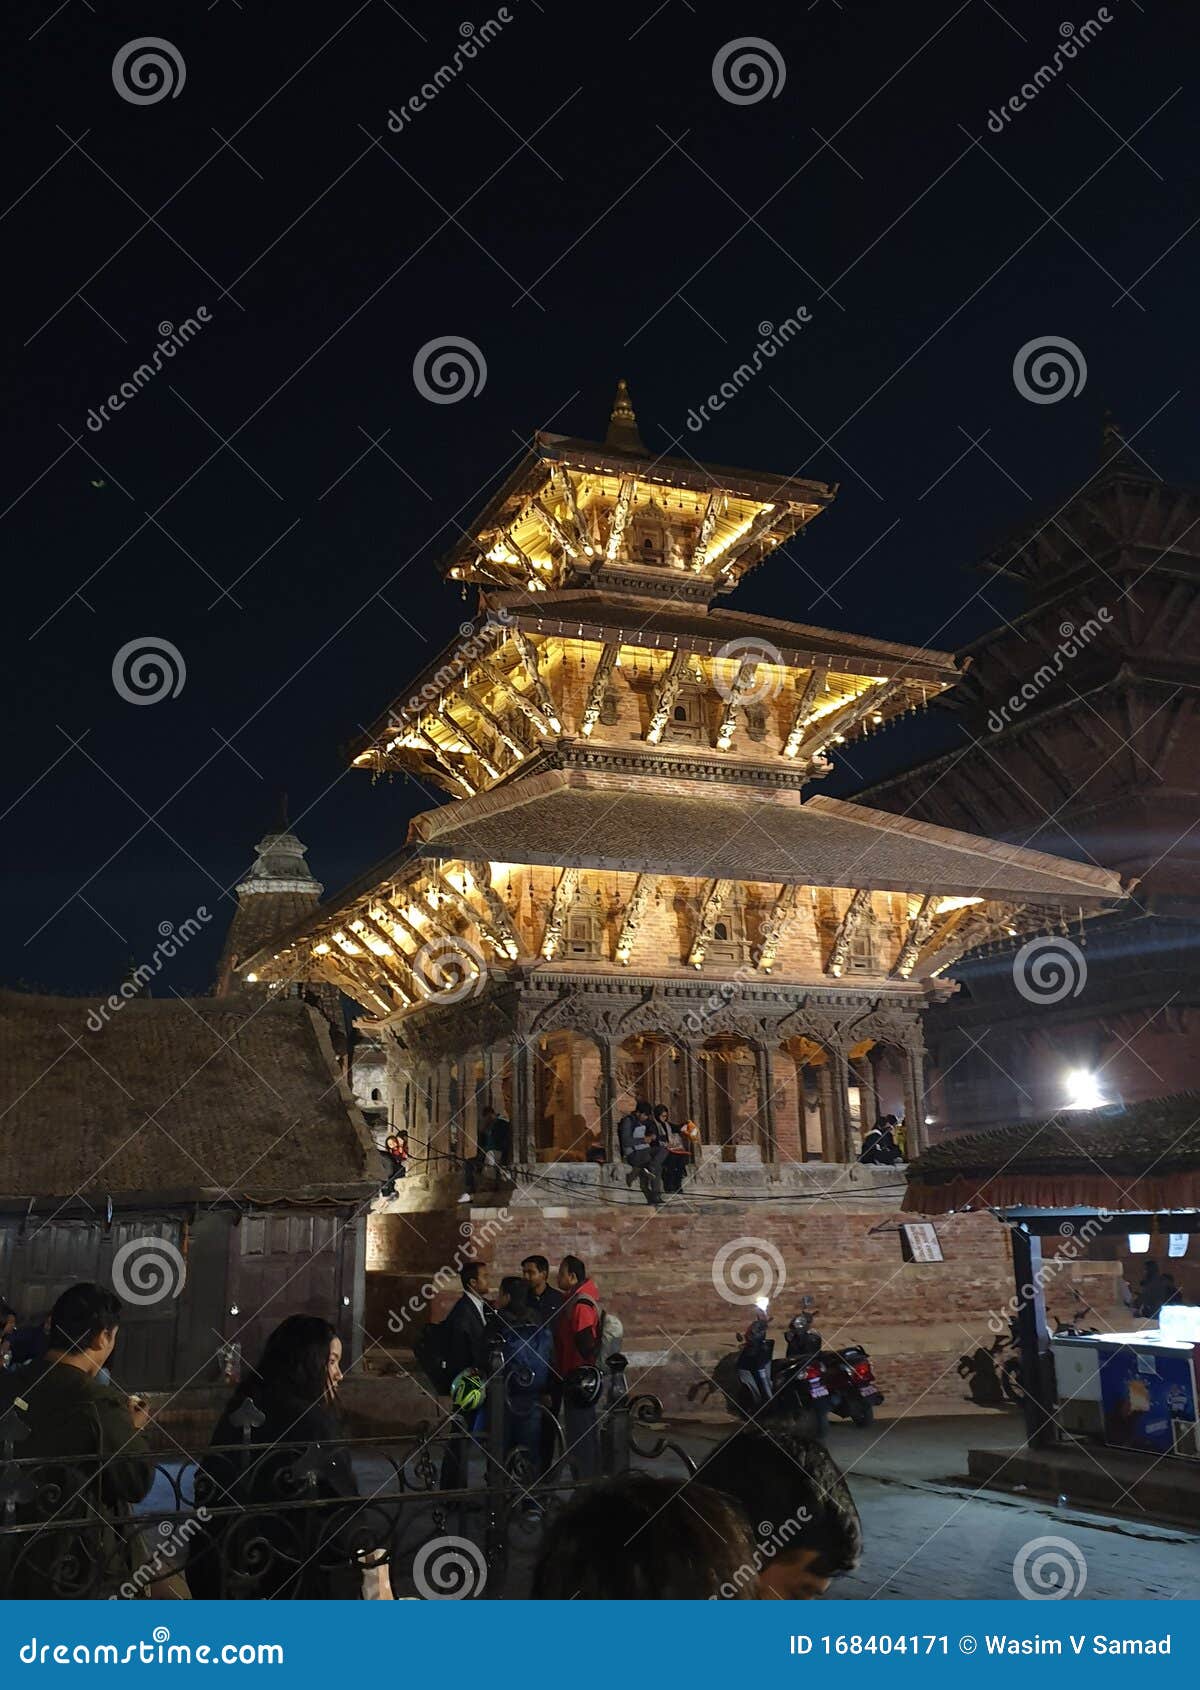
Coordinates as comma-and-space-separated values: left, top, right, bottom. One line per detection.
712, 1304, 829, 1439
788, 1311, 885, 1427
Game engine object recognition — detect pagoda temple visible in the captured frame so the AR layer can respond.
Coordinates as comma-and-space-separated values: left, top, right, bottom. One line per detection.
239, 385, 1126, 1172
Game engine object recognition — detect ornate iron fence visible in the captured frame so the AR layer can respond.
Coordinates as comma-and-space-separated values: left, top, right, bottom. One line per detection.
0, 1356, 694, 1600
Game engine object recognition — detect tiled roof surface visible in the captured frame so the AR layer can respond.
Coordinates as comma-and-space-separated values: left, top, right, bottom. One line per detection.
904, 1093, 1200, 1215
409, 772, 1125, 904
0, 992, 376, 1203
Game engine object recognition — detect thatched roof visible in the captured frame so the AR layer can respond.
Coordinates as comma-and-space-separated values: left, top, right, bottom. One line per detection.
904, 1093, 1200, 1215
0, 991, 377, 1208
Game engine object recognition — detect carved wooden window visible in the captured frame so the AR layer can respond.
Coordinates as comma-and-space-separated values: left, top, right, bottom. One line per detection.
630, 521, 667, 565
566, 906, 603, 958
708, 906, 747, 965
663, 686, 706, 745
848, 927, 876, 974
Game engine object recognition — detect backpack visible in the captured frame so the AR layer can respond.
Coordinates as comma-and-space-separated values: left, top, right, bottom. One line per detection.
413, 1317, 453, 1395
578, 1294, 624, 1365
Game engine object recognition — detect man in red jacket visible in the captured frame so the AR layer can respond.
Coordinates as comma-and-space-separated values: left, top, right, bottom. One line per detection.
554, 1255, 601, 1478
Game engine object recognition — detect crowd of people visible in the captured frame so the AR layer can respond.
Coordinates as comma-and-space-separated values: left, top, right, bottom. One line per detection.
0, 1272, 862, 1601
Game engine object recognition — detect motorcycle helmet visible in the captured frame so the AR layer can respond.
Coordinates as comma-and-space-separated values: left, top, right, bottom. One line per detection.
450, 1369, 485, 1413
564, 1365, 603, 1406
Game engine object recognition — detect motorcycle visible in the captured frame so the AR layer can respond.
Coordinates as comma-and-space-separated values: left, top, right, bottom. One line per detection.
712, 1302, 829, 1439
787, 1312, 885, 1428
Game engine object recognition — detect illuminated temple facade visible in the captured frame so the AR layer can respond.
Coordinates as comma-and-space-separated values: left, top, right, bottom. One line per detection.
240, 387, 1124, 1167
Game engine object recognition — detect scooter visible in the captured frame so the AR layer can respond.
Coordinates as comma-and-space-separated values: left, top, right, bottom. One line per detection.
788, 1310, 885, 1427
713, 1302, 829, 1438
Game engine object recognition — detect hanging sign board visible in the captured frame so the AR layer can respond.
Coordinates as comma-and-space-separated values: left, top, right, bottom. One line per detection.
901, 1222, 944, 1263
1169, 1233, 1190, 1258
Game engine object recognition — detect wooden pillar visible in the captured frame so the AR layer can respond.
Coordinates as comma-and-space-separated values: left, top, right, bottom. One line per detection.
1011, 1226, 1054, 1447
599, 1038, 618, 1161
838, 1041, 855, 1162
855, 1052, 878, 1132
512, 1036, 534, 1164
816, 1063, 836, 1162
754, 1042, 777, 1162
907, 1046, 928, 1158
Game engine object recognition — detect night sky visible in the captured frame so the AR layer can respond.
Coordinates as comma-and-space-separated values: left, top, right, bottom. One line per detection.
3, 0, 1197, 996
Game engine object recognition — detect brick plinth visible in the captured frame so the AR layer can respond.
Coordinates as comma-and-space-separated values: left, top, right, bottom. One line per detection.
363, 1189, 1130, 1422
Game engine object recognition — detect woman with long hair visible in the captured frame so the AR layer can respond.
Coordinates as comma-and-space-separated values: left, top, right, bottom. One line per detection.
187, 1316, 363, 1600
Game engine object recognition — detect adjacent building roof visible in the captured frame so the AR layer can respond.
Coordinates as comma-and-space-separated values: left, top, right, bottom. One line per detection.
0, 992, 377, 1207
408, 769, 1126, 905
904, 1092, 1200, 1214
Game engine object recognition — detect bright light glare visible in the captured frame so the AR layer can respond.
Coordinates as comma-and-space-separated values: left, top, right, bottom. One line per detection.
1127, 1233, 1151, 1254
1064, 1069, 1106, 1111
755, 1296, 769, 1312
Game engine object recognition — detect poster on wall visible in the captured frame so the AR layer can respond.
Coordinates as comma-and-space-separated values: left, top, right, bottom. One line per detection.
901, 1222, 944, 1262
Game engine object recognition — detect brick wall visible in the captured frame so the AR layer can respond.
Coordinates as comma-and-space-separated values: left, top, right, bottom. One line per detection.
363, 1199, 1125, 1419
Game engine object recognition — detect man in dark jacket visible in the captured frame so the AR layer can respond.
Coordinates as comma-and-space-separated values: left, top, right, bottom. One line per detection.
521, 1255, 564, 1325
0, 1283, 155, 1598
438, 1262, 496, 1491
618, 1099, 667, 1206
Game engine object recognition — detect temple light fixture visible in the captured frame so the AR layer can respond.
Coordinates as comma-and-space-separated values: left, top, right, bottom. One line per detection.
1128, 1233, 1151, 1254
1064, 1069, 1106, 1111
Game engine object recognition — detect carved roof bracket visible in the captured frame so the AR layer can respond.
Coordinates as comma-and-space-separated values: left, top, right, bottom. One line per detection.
646, 649, 689, 745
827, 888, 873, 977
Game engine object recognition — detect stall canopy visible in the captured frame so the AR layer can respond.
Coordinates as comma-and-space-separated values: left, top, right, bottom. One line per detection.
904, 1092, 1200, 1216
